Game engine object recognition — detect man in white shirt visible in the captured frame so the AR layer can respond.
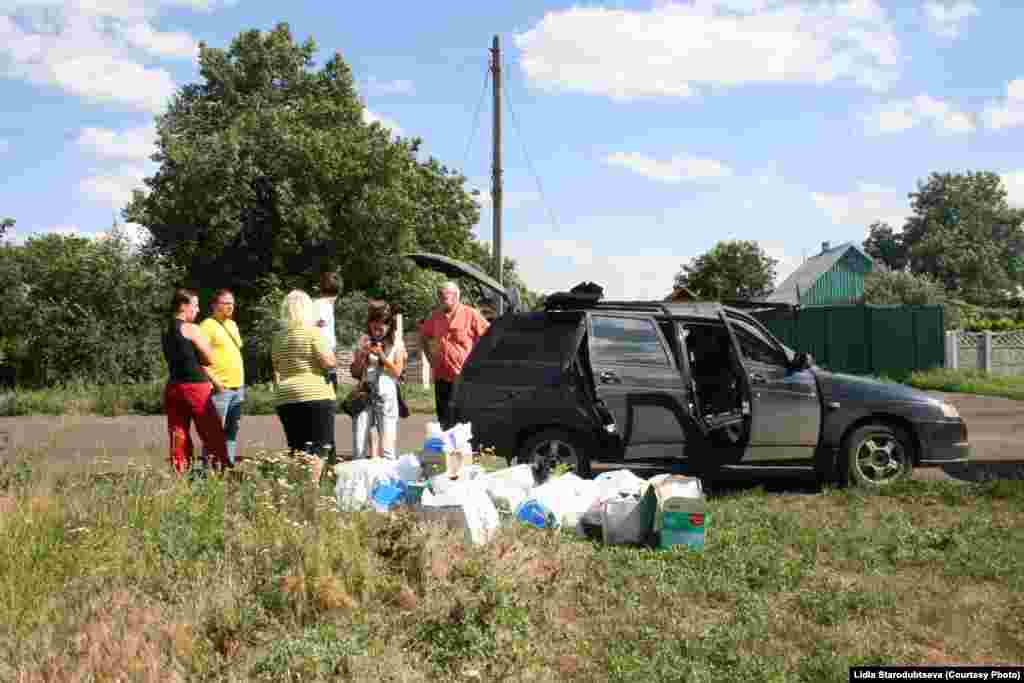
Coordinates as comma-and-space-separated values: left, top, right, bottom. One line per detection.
315, 271, 340, 388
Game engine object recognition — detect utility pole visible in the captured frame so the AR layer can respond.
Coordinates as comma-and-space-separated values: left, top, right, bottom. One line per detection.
490, 35, 503, 315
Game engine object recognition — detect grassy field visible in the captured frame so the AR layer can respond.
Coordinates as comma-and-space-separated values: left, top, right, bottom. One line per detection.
907, 368, 1024, 401
0, 452, 1021, 681
0, 381, 437, 418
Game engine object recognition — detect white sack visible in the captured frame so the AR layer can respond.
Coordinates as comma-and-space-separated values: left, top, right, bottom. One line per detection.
334, 459, 399, 512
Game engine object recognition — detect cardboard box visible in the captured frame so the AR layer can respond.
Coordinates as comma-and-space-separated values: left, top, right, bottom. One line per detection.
642, 475, 707, 551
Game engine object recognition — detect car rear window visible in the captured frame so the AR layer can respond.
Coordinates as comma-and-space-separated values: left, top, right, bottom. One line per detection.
486, 317, 582, 364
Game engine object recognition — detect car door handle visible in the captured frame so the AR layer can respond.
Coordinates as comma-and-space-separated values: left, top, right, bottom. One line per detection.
599, 370, 621, 384
750, 372, 767, 384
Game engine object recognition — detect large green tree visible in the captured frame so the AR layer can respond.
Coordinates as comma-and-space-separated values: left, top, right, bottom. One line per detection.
675, 240, 777, 300
0, 218, 13, 239
125, 23, 484, 319
863, 171, 1024, 303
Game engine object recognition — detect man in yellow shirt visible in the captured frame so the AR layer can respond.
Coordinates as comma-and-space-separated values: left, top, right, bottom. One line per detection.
199, 288, 245, 467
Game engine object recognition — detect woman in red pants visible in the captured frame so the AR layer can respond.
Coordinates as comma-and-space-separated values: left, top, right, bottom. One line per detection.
161, 288, 231, 475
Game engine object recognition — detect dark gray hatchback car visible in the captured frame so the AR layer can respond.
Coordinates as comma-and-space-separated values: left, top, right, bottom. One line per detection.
408, 254, 971, 489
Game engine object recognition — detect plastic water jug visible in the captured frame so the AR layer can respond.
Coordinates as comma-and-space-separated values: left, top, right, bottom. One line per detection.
515, 499, 557, 529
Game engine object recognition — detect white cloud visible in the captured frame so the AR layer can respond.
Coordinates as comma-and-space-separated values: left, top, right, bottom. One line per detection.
604, 152, 732, 183
78, 165, 149, 208
0, 1, 231, 112
77, 122, 156, 161
811, 182, 907, 228
983, 79, 1024, 131
864, 94, 975, 135
364, 77, 415, 96
363, 108, 403, 135
95, 221, 149, 246
1003, 170, 1024, 209
923, 1, 978, 39
514, 1, 901, 101
518, 238, 686, 300
122, 21, 197, 59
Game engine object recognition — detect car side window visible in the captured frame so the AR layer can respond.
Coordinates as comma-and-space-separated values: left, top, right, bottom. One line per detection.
732, 320, 786, 366
590, 316, 669, 366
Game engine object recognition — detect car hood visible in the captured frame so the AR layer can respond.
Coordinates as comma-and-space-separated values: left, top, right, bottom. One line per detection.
405, 252, 521, 313
814, 370, 938, 405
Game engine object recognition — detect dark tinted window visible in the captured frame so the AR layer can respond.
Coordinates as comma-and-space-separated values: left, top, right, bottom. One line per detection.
590, 316, 669, 366
487, 319, 580, 364
732, 320, 786, 366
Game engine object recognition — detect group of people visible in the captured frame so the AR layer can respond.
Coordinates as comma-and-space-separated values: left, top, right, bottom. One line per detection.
160, 275, 491, 476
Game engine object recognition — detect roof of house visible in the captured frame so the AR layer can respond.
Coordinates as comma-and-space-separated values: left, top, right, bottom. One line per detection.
764, 241, 874, 304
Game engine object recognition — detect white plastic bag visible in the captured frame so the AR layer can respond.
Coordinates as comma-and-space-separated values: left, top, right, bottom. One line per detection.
601, 493, 650, 546
483, 464, 536, 493
447, 422, 474, 454
396, 454, 423, 483
334, 459, 399, 512
531, 473, 603, 529
485, 481, 529, 514
420, 479, 499, 546
594, 469, 646, 498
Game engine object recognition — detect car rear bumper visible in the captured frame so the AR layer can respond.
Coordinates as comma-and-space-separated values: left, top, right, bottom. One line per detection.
917, 419, 971, 464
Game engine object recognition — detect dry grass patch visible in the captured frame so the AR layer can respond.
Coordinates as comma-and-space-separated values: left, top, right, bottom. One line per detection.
0, 459, 1022, 680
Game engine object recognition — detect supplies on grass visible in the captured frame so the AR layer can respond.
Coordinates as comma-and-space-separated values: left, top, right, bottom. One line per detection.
334, 423, 706, 551
642, 474, 707, 550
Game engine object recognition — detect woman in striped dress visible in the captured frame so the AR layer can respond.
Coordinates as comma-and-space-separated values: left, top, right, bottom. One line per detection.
271, 289, 338, 464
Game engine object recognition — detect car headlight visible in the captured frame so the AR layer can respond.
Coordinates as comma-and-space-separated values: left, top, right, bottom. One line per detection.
938, 402, 960, 419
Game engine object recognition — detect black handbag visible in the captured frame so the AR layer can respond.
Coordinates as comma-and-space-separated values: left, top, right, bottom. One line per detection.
397, 382, 410, 419
340, 380, 370, 417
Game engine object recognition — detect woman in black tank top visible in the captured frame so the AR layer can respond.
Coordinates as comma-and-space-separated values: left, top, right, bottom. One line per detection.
162, 288, 231, 475
163, 318, 208, 384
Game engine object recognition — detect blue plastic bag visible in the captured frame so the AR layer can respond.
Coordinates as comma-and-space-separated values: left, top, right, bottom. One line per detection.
515, 499, 557, 529
370, 479, 408, 512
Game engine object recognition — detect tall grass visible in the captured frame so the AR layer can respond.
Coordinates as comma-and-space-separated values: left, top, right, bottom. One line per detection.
0, 381, 437, 417
907, 368, 1024, 400
1, 454, 1021, 680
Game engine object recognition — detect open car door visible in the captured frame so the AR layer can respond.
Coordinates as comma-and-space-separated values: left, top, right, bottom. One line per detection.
585, 312, 698, 461
404, 252, 521, 314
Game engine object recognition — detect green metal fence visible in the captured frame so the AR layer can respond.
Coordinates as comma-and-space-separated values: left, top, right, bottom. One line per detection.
754, 304, 945, 377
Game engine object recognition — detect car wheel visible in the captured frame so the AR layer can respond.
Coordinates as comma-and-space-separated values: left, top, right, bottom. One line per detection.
518, 429, 592, 485
843, 423, 913, 489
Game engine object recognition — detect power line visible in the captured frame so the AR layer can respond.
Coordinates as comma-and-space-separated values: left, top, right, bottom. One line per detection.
461, 60, 491, 174
504, 70, 562, 234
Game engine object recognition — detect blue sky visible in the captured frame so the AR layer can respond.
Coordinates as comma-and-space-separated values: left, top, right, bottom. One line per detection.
2, 0, 1023, 299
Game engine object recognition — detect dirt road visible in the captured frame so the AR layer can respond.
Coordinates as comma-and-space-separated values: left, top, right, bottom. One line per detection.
0, 390, 1020, 482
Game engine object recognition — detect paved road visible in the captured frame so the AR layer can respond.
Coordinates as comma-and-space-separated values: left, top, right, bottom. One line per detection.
1, 390, 1020, 482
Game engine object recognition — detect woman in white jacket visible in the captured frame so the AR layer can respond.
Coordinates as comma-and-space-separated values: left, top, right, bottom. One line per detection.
349, 300, 406, 459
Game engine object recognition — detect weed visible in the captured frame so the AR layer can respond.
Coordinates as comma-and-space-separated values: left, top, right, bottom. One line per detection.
252, 622, 368, 680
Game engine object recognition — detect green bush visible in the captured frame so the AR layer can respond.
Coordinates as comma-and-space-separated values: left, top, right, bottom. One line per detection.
0, 232, 176, 388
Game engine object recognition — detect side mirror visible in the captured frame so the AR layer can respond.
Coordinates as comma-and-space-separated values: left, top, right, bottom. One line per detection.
791, 352, 813, 371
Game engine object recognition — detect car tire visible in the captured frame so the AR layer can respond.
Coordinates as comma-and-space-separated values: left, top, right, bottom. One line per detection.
518, 429, 592, 485
843, 423, 913, 489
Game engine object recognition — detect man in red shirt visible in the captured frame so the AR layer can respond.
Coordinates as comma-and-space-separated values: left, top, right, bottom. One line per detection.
418, 281, 490, 429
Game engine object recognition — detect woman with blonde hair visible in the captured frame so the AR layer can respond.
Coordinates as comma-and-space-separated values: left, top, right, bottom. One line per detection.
272, 289, 337, 467
349, 300, 407, 459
